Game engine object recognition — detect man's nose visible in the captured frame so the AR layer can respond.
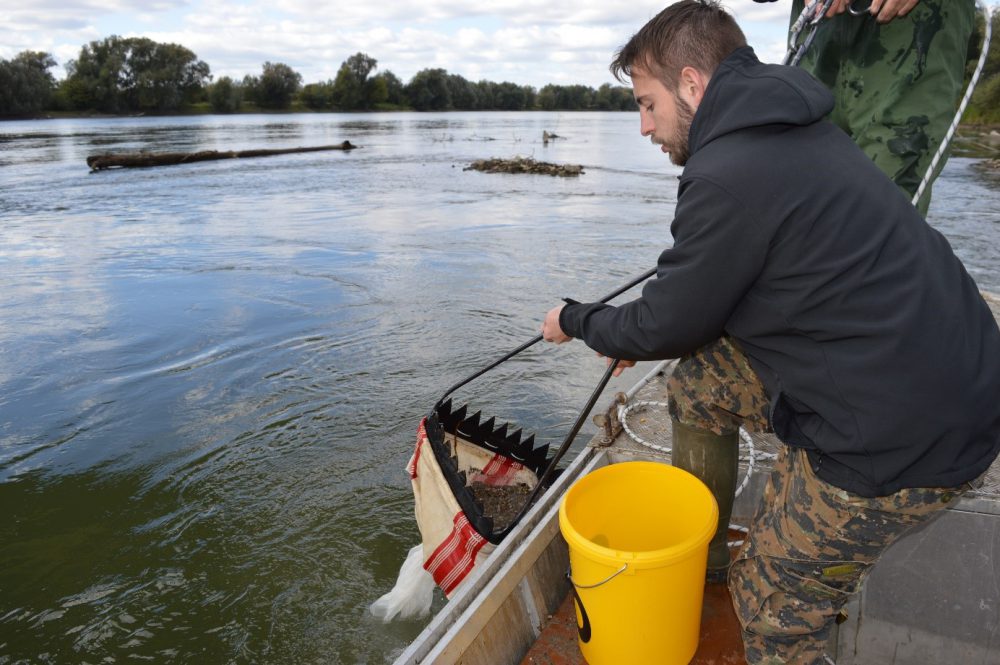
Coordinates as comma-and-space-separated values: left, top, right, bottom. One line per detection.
640, 114, 653, 136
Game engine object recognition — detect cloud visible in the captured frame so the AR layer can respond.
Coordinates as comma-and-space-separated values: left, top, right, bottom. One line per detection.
0, 0, 793, 87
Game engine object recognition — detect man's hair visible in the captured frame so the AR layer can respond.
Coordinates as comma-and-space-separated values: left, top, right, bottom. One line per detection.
610, 0, 747, 89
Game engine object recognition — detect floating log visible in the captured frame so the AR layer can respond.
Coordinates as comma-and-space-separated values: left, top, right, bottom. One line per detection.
464, 156, 583, 177
86, 141, 358, 171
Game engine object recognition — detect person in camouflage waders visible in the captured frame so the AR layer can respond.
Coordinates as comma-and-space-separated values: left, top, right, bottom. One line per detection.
541, 2, 1000, 664
669, 335, 978, 663
761, 0, 977, 215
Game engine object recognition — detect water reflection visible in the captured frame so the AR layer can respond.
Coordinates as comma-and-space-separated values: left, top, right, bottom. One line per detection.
339, 120, 401, 132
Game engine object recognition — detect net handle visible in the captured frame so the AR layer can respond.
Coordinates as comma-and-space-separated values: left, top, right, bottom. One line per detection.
432, 266, 656, 412
494, 357, 621, 540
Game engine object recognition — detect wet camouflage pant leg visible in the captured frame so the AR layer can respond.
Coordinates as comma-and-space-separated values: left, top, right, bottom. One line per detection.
791, 0, 975, 214
728, 446, 963, 665
667, 335, 771, 436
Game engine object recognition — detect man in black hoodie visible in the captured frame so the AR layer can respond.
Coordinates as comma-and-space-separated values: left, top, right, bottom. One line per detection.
540, 1, 1000, 662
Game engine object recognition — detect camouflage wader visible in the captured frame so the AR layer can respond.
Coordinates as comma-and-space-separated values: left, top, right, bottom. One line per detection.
668, 336, 968, 664
790, 0, 976, 215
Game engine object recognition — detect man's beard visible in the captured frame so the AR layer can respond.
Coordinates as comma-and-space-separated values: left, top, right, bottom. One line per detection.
668, 94, 696, 167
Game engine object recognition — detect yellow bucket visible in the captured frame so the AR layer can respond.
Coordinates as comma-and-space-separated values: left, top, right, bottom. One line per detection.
558, 461, 718, 665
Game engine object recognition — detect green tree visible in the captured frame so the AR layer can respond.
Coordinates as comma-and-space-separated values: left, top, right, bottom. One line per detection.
62, 36, 210, 113
331, 64, 362, 109
61, 35, 127, 112
537, 85, 557, 111
330, 52, 381, 110
347, 52, 377, 81
475, 80, 497, 109
594, 83, 635, 111
522, 85, 537, 110
240, 74, 259, 106
373, 70, 406, 107
0, 51, 57, 116
256, 61, 301, 109
299, 80, 334, 109
448, 74, 479, 110
366, 75, 389, 107
406, 68, 452, 110
128, 40, 211, 111
565, 84, 596, 110
493, 81, 527, 110
536, 84, 597, 110
209, 76, 242, 113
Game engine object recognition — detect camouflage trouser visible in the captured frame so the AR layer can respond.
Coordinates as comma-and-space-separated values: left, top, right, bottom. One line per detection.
730, 447, 964, 664
667, 335, 771, 436
667, 336, 966, 664
790, 0, 976, 215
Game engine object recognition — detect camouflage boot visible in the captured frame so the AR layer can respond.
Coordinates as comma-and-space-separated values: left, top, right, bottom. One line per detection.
671, 419, 739, 580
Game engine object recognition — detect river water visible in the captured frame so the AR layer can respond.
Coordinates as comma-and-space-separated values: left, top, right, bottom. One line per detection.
0, 112, 997, 664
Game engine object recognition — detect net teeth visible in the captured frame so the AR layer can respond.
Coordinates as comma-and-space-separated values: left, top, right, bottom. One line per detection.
513, 434, 534, 459
533, 443, 549, 461
462, 410, 482, 432
431, 401, 554, 475
488, 423, 511, 450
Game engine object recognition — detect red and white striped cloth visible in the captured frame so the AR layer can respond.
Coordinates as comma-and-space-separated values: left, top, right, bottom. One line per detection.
408, 418, 538, 597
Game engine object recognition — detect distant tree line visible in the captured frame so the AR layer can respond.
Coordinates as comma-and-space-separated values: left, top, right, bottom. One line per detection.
5, 25, 999, 119
0, 37, 636, 117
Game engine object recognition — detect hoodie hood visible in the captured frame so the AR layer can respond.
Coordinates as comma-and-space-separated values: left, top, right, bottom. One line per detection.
688, 46, 834, 156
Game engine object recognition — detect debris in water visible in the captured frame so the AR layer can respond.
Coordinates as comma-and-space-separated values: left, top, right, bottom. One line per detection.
464, 156, 583, 177
542, 130, 563, 145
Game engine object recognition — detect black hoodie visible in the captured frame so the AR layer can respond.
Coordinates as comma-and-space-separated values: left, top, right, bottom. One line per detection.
560, 47, 1000, 496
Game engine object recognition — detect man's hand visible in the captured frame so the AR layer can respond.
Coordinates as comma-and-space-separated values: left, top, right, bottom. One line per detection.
541, 305, 572, 344
597, 353, 637, 377
867, 0, 919, 23
811, 0, 919, 21
820, 0, 852, 17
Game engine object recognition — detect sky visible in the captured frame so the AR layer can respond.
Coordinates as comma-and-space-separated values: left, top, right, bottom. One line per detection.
0, 1, 795, 89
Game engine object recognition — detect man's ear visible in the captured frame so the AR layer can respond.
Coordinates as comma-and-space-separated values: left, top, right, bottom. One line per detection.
677, 66, 709, 109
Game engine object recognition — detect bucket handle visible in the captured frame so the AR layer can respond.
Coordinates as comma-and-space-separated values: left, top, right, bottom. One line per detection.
568, 563, 628, 589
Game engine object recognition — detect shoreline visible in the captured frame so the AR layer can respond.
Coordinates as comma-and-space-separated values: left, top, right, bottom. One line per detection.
1, 107, 635, 122
3, 111, 998, 133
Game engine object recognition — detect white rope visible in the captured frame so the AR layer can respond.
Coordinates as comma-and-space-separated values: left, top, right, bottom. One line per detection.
911, 1, 994, 208
617, 400, 777, 498
618, 400, 672, 454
